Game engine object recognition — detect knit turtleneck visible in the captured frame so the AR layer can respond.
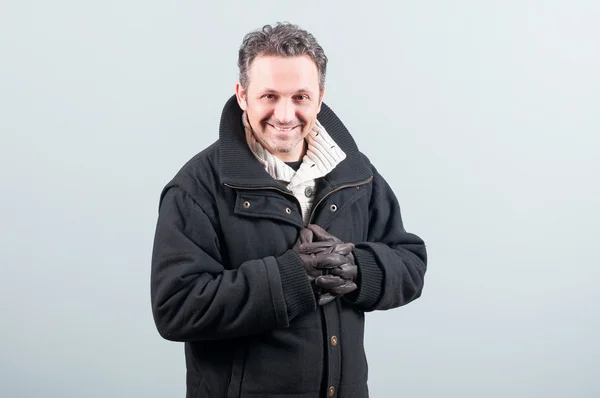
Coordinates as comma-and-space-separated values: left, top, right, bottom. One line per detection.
242, 111, 346, 223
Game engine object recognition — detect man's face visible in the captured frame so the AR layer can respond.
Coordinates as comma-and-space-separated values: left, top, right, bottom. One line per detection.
235, 54, 324, 162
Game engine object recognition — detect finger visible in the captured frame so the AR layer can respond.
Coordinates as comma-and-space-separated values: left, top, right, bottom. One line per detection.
329, 264, 358, 280
298, 253, 318, 268
318, 293, 336, 306
306, 271, 320, 282
313, 253, 348, 268
299, 228, 314, 244
314, 274, 347, 289
299, 241, 334, 254
307, 224, 341, 243
330, 281, 358, 296
331, 242, 355, 256
346, 252, 356, 266
306, 268, 322, 279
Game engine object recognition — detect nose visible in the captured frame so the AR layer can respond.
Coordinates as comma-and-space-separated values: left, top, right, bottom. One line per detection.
273, 99, 295, 125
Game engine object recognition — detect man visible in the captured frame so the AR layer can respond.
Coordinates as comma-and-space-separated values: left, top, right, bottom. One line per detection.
150, 22, 427, 398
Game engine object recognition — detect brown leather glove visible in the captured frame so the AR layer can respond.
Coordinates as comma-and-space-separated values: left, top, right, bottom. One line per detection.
292, 228, 350, 305
304, 224, 358, 300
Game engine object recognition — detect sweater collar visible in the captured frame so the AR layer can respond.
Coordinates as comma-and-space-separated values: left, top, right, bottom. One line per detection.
218, 94, 372, 190
242, 110, 347, 187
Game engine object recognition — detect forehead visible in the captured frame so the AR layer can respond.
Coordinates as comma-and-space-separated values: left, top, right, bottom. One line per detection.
247, 54, 320, 93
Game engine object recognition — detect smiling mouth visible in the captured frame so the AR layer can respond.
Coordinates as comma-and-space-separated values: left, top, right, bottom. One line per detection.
268, 123, 299, 132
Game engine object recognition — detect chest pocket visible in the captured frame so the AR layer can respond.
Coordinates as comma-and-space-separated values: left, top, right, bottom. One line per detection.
234, 190, 304, 228
310, 183, 371, 241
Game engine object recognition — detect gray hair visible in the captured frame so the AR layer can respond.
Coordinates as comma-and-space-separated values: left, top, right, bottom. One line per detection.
237, 22, 328, 91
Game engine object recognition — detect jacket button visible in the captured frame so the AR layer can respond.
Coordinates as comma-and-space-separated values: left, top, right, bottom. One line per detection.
285, 207, 291, 214
331, 335, 338, 346
330, 204, 337, 212
304, 186, 314, 197
243, 201, 250, 208
328, 386, 335, 396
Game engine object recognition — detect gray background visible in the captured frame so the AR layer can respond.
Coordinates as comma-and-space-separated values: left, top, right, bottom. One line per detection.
1, 1, 599, 397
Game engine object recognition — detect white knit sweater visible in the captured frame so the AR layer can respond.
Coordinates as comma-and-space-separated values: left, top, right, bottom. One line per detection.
242, 112, 346, 223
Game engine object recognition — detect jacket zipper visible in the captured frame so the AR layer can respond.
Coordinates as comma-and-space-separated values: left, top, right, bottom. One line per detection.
307, 176, 373, 225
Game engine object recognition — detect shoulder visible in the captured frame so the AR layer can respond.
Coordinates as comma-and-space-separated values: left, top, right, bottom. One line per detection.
158, 140, 222, 208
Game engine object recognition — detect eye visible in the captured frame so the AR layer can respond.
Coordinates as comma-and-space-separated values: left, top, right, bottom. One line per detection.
262, 94, 276, 100
295, 94, 309, 101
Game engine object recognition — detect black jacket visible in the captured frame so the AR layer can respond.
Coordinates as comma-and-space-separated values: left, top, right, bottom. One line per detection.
150, 95, 428, 398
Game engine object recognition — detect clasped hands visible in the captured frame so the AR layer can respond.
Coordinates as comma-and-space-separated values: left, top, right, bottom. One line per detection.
293, 224, 358, 306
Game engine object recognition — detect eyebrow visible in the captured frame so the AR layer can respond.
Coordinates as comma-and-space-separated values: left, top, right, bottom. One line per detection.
261, 87, 315, 95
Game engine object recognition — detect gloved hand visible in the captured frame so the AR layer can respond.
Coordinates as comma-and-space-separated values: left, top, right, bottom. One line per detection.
305, 224, 358, 299
292, 227, 351, 305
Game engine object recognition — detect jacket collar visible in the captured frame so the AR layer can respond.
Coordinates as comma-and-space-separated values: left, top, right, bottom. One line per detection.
218, 94, 372, 190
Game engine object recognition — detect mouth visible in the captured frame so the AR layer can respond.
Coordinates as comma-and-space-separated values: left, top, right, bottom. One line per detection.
268, 123, 300, 132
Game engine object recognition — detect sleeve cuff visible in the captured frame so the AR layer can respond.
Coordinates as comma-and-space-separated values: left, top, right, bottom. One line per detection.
344, 245, 384, 309
275, 250, 317, 320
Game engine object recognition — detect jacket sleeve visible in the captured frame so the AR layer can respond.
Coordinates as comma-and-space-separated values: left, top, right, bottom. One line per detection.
344, 165, 428, 311
150, 186, 317, 342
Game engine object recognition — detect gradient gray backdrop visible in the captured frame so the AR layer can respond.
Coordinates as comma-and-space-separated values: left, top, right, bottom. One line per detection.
1, 1, 599, 397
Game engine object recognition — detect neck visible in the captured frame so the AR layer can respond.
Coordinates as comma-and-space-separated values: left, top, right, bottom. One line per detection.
273, 140, 307, 163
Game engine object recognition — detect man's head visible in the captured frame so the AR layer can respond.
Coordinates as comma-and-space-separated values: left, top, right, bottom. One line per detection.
235, 22, 328, 162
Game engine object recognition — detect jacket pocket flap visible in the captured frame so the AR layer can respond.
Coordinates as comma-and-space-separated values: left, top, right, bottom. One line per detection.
234, 191, 304, 227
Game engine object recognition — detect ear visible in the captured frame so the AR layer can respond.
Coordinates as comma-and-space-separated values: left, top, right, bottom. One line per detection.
235, 82, 248, 111
317, 87, 326, 113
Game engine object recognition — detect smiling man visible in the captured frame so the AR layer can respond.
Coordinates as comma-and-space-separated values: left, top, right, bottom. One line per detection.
236, 54, 322, 161
150, 22, 428, 398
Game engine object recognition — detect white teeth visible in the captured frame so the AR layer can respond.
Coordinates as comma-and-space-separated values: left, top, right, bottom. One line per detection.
273, 125, 295, 131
